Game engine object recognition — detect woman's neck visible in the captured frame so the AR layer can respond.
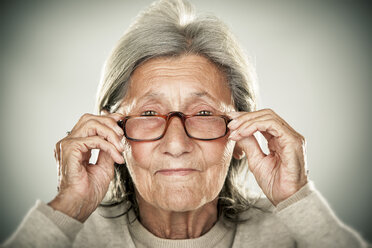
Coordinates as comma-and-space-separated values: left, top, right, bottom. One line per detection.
136, 196, 218, 239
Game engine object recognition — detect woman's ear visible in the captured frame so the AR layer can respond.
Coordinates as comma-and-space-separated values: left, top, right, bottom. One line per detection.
233, 142, 245, 160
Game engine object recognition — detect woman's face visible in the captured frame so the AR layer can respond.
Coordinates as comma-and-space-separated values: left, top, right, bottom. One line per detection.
119, 54, 236, 212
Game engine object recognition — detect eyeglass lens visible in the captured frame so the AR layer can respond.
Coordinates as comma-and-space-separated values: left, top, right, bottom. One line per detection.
125, 115, 227, 140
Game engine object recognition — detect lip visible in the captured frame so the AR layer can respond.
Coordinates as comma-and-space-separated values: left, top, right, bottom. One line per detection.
156, 168, 198, 176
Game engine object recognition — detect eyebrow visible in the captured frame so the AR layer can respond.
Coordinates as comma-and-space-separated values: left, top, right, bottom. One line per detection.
186, 91, 220, 104
135, 91, 164, 104
137, 90, 217, 103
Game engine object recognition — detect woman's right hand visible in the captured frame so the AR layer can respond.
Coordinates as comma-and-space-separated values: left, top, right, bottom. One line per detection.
48, 113, 125, 222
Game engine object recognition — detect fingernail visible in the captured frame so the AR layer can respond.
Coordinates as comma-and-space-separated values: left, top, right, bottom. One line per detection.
119, 142, 125, 151
228, 130, 237, 140
112, 113, 125, 120
118, 155, 125, 164
228, 119, 238, 129
115, 126, 124, 136
227, 111, 240, 118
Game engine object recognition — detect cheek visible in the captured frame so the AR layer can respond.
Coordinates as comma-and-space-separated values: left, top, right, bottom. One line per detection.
201, 138, 235, 197
124, 141, 155, 168
159, 138, 234, 211
202, 137, 234, 170
123, 137, 235, 211
123, 140, 155, 200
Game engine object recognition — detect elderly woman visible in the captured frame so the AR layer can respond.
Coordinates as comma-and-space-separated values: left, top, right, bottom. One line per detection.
2, 0, 369, 247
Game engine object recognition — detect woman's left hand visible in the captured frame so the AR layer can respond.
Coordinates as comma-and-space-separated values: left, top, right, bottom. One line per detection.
227, 109, 309, 206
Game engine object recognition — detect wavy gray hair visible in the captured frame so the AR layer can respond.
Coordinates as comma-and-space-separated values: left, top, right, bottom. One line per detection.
96, 0, 259, 220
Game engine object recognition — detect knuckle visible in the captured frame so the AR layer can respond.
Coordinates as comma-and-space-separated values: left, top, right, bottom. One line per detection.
100, 120, 118, 136
55, 140, 62, 150
60, 138, 73, 150
86, 118, 100, 126
299, 135, 306, 145
262, 114, 273, 121
86, 124, 100, 136
262, 108, 273, 114
291, 134, 305, 147
103, 116, 117, 126
95, 139, 107, 151
84, 120, 101, 133
80, 113, 93, 122
265, 108, 278, 117
91, 135, 104, 144
268, 118, 279, 126
59, 139, 67, 150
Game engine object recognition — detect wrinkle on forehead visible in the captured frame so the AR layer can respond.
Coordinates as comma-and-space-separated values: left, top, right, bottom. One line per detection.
118, 54, 234, 114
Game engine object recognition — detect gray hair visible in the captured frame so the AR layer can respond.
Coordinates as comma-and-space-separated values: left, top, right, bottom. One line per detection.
96, 0, 259, 220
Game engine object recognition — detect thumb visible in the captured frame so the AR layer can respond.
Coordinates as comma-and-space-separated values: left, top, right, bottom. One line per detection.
234, 135, 265, 170
95, 149, 117, 179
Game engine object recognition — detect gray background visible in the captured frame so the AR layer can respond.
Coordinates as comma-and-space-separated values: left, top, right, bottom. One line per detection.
0, 0, 371, 243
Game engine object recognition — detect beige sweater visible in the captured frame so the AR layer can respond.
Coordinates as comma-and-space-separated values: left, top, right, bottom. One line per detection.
2, 182, 370, 248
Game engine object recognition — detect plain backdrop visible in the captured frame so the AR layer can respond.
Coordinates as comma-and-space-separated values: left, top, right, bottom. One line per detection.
0, 0, 371, 243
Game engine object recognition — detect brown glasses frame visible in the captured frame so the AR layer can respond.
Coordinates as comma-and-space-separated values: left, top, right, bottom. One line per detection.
117, 111, 231, 141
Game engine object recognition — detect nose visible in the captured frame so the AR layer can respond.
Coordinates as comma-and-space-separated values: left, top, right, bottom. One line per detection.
159, 116, 193, 157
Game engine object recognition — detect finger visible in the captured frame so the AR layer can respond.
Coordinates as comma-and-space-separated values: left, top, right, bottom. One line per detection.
103, 114, 125, 136
100, 109, 124, 120
54, 140, 61, 164
261, 131, 274, 143
228, 114, 274, 140
54, 141, 62, 190
91, 149, 116, 180
236, 135, 266, 164
73, 113, 124, 137
72, 119, 124, 152
229, 119, 285, 141
71, 136, 125, 165
256, 109, 297, 134
55, 140, 64, 177
95, 115, 124, 137
230, 118, 305, 160
227, 111, 274, 130
106, 112, 125, 121
96, 149, 114, 166
227, 109, 286, 131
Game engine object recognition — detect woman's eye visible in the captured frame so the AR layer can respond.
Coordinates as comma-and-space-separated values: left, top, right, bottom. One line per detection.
197, 110, 213, 116
141, 110, 158, 116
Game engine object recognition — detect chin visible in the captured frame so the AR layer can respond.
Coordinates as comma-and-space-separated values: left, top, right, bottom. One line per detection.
155, 186, 208, 212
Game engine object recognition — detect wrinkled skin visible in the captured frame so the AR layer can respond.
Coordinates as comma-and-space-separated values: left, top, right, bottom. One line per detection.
50, 55, 308, 239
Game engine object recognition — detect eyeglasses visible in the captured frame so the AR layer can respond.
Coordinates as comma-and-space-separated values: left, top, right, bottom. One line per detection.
117, 111, 231, 141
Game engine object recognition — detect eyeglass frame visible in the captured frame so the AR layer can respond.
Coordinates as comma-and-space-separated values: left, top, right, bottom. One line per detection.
117, 111, 232, 142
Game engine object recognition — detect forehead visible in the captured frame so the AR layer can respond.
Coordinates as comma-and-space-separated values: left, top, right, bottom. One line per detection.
123, 54, 232, 107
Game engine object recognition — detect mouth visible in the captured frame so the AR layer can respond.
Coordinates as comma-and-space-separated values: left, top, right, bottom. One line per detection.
156, 168, 198, 176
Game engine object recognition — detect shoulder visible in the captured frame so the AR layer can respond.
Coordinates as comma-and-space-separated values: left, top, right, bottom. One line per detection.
229, 196, 295, 246
236, 195, 275, 220
73, 202, 135, 247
